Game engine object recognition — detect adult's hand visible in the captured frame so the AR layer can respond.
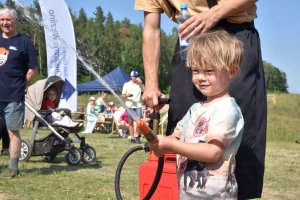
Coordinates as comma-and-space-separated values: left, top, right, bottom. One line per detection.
142, 85, 165, 112
178, 0, 256, 41
178, 10, 218, 41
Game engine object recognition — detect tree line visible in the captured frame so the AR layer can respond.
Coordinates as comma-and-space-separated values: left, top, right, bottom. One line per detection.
0, 0, 288, 93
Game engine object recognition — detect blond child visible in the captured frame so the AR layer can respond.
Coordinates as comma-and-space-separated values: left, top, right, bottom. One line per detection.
149, 30, 244, 199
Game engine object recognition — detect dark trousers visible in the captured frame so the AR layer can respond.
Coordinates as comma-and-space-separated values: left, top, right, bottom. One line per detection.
0, 116, 10, 150
166, 21, 267, 199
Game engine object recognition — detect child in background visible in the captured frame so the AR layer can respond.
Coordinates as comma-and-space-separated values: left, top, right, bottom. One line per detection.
42, 87, 78, 127
118, 107, 129, 137
105, 101, 117, 114
96, 92, 108, 113
149, 30, 244, 199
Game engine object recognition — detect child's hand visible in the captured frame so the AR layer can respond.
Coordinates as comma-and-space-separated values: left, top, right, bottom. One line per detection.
148, 135, 168, 157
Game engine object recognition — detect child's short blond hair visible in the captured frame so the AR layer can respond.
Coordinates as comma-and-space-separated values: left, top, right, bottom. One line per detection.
186, 29, 244, 73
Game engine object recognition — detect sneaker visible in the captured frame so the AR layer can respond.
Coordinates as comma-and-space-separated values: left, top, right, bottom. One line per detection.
134, 136, 141, 144
0, 168, 20, 178
130, 138, 136, 143
1, 149, 9, 156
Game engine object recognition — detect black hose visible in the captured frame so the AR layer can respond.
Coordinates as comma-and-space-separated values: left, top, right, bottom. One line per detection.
115, 99, 170, 200
115, 144, 165, 200
115, 145, 145, 200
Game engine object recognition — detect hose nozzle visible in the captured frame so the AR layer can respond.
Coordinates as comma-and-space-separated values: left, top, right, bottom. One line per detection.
137, 120, 157, 144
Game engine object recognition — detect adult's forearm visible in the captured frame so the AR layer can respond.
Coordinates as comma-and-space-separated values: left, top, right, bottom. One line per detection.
209, 0, 256, 22
142, 13, 161, 89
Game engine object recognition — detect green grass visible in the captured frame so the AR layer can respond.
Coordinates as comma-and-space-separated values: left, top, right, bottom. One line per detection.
267, 93, 300, 142
0, 131, 148, 200
0, 93, 299, 199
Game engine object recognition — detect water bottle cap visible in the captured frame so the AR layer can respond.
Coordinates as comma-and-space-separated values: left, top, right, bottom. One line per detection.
180, 3, 188, 10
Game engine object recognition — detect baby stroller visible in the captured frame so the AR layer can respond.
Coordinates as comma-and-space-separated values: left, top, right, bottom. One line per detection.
20, 76, 96, 165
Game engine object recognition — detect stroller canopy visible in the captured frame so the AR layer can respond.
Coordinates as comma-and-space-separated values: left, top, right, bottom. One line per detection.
25, 76, 65, 121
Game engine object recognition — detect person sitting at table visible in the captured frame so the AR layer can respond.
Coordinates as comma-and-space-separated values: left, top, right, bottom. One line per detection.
114, 107, 129, 138
82, 97, 104, 133
105, 101, 117, 114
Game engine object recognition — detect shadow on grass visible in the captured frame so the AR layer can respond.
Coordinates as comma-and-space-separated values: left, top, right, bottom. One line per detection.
15, 153, 103, 175
21, 159, 102, 175
106, 135, 127, 140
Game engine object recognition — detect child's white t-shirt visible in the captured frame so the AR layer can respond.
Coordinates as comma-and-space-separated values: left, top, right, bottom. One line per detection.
173, 97, 244, 199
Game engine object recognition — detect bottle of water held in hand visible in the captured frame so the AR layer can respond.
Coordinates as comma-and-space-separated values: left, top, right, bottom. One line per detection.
177, 3, 191, 60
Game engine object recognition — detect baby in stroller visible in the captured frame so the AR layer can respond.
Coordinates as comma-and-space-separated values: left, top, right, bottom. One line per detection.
20, 76, 96, 165
42, 87, 80, 128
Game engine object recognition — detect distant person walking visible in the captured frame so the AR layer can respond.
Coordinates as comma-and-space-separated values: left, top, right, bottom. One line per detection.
122, 70, 144, 143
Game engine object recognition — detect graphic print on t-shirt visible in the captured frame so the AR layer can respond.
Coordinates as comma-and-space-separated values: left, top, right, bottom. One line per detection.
193, 117, 208, 137
0, 47, 9, 66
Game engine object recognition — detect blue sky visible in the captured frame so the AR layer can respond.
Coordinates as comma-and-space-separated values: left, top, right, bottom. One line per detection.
6, 0, 300, 94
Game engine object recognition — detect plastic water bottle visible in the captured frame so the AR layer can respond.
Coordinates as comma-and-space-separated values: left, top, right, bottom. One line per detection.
177, 3, 191, 60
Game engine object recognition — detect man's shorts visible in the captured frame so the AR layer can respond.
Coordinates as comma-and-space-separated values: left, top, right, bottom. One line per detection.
127, 107, 142, 120
0, 101, 25, 130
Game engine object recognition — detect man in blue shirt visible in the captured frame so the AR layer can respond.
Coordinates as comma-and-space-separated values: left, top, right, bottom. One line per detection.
0, 7, 37, 178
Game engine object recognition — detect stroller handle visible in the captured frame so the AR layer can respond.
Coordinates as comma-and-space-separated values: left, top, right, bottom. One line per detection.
25, 101, 66, 141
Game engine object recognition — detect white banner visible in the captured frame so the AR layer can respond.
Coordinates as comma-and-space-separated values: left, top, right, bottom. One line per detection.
39, 0, 77, 111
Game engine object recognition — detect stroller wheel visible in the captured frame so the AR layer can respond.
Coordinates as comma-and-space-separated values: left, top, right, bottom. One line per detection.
82, 145, 96, 163
19, 140, 31, 162
65, 147, 82, 166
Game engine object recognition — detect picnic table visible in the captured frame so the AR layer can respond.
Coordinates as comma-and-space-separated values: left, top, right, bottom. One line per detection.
71, 112, 117, 134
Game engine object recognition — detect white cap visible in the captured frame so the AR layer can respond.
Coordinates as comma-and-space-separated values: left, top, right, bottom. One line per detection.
108, 101, 114, 106
130, 70, 139, 77
89, 96, 95, 101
